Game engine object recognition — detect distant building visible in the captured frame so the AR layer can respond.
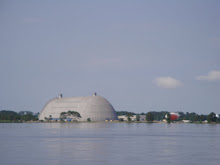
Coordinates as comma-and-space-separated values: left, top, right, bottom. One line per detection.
118, 115, 146, 121
216, 114, 219, 118
117, 115, 127, 121
39, 93, 118, 121
182, 120, 190, 123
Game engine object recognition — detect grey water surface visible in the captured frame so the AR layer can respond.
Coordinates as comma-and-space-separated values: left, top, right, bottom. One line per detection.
0, 123, 220, 165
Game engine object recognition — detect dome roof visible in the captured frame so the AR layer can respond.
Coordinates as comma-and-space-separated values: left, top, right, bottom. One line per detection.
38, 94, 118, 121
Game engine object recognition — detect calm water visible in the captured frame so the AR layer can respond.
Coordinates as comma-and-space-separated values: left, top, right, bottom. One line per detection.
0, 123, 220, 165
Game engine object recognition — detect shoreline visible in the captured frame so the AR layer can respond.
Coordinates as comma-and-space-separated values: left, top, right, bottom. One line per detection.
0, 120, 219, 124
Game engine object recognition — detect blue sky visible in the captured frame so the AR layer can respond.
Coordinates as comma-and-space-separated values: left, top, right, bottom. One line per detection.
0, 0, 219, 114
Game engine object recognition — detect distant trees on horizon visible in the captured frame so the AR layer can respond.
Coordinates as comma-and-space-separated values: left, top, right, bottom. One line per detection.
0, 110, 39, 122
146, 112, 154, 122
116, 111, 220, 123
0, 110, 219, 123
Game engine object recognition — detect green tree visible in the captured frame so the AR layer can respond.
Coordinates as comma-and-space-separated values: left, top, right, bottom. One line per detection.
146, 112, 154, 122
200, 114, 206, 121
119, 118, 124, 122
116, 111, 135, 116
136, 114, 140, 121
44, 117, 49, 121
146, 111, 169, 121
0, 110, 39, 122
60, 111, 81, 121
87, 118, 91, 122
166, 113, 171, 123
60, 112, 67, 120
195, 115, 200, 122
127, 113, 133, 122
208, 112, 216, 123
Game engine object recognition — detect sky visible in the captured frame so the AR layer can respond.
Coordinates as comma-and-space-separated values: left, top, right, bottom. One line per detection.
0, 0, 219, 115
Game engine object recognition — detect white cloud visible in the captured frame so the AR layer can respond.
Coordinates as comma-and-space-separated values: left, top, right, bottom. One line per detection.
154, 77, 182, 88
196, 70, 220, 82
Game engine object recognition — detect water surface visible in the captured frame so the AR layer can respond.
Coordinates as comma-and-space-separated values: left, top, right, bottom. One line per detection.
0, 123, 219, 165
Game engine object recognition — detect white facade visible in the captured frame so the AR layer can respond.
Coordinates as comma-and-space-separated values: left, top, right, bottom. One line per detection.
118, 115, 146, 121
39, 93, 118, 121
182, 120, 190, 123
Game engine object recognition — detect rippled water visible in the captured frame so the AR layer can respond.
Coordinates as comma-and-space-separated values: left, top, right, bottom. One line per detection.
0, 123, 220, 165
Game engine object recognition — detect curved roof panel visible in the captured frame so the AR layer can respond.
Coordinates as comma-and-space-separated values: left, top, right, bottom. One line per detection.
38, 94, 118, 121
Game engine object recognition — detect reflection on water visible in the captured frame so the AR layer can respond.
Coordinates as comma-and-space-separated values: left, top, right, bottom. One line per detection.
0, 123, 220, 165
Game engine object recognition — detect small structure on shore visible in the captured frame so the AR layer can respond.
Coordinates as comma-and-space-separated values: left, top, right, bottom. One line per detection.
182, 120, 190, 123
118, 115, 146, 121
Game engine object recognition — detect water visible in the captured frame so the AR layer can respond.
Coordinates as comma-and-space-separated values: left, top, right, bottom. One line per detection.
0, 123, 220, 165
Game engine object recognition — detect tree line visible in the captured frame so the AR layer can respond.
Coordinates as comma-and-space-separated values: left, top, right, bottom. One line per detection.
116, 111, 220, 123
0, 110, 39, 122
0, 110, 219, 123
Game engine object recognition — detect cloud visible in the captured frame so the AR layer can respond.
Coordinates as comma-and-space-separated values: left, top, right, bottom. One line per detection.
196, 70, 220, 82
154, 77, 182, 88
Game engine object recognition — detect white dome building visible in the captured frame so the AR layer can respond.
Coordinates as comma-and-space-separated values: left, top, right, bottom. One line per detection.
38, 93, 118, 121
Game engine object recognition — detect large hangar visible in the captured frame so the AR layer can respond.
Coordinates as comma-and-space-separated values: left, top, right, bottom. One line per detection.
38, 93, 118, 121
